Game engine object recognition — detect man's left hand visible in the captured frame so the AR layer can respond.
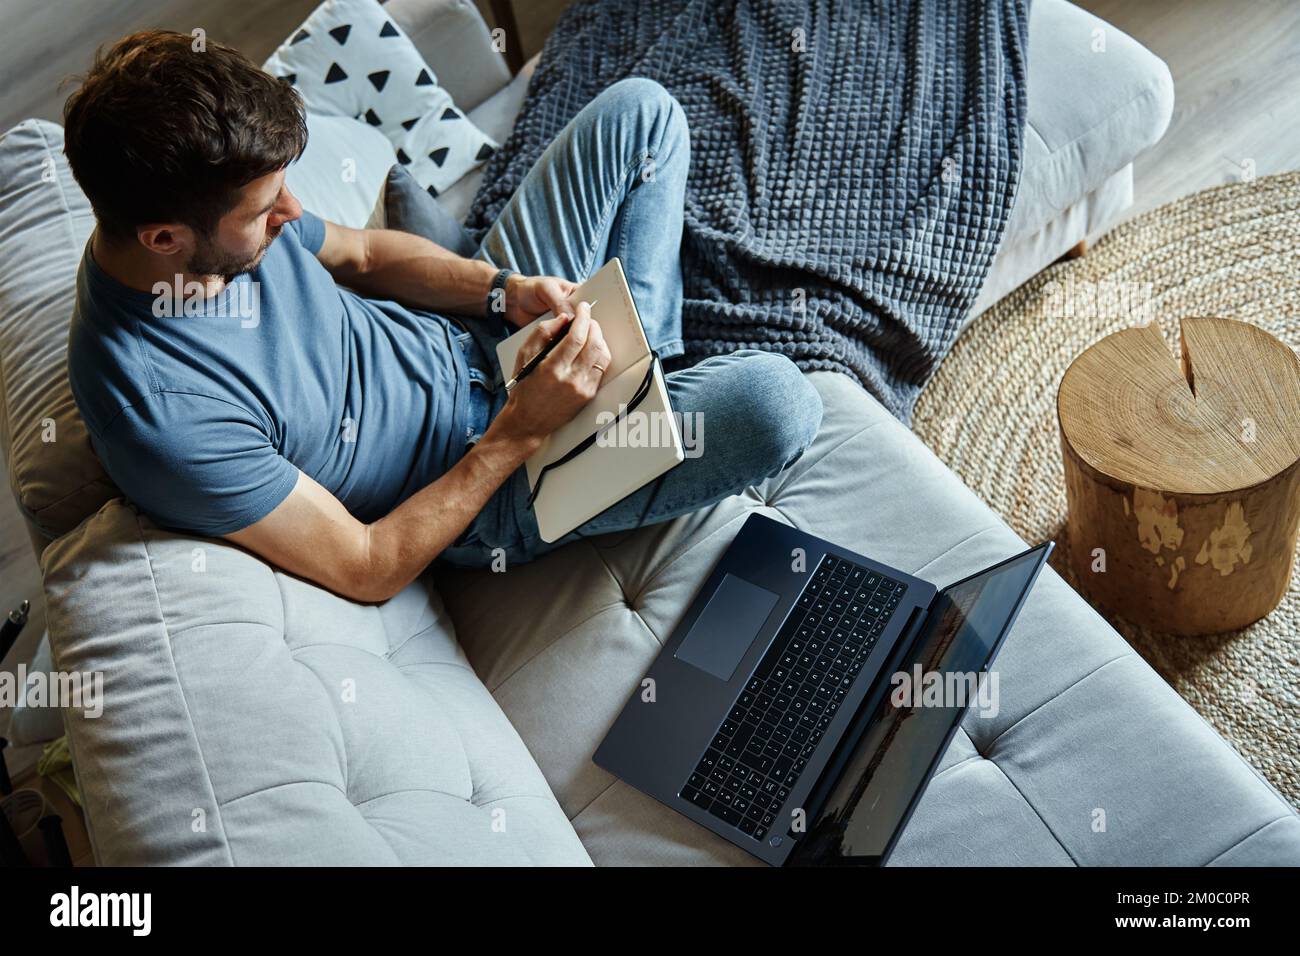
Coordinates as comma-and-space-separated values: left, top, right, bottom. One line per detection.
503, 274, 578, 328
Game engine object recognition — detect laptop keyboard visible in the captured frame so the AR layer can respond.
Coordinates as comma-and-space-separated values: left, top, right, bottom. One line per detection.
678, 553, 906, 842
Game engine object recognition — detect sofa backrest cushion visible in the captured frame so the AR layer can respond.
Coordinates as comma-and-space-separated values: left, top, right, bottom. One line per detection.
0, 120, 116, 551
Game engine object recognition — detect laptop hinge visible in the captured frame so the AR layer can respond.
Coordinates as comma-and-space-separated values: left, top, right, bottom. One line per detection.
795, 598, 933, 832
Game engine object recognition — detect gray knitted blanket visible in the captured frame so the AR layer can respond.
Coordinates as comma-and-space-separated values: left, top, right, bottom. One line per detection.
464, 0, 1029, 421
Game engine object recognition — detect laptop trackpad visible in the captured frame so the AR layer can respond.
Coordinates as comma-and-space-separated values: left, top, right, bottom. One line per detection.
674, 573, 780, 681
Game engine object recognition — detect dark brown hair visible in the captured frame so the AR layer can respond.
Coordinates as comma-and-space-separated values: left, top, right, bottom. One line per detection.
63, 30, 308, 241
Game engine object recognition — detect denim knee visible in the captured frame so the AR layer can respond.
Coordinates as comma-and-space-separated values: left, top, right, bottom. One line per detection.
726, 351, 822, 472
595, 77, 689, 164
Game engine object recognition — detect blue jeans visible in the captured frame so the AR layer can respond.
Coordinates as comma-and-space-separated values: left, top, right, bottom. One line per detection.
440, 79, 823, 568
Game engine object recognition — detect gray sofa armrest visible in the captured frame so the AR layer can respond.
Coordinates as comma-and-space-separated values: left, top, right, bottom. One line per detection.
969, 0, 1174, 322
1014, 0, 1173, 240
386, 0, 514, 112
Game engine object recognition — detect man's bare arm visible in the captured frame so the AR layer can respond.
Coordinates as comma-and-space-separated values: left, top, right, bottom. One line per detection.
314, 218, 576, 325
226, 309, 611, 603
227, 421, 539, 603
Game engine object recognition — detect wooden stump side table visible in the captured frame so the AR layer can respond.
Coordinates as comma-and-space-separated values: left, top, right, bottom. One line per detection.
1057, 317, 1300, 635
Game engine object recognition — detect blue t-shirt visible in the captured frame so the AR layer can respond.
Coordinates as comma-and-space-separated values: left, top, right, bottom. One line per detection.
68, 210, 473, 536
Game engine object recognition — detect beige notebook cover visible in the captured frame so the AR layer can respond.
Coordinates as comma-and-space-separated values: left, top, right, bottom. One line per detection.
495, 258, 684, 542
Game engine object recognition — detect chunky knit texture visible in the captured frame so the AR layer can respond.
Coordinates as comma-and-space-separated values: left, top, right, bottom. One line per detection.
464, 0, 1029, 422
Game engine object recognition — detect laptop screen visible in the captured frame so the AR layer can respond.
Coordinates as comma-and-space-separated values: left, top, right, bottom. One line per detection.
789, 543, 1051, 865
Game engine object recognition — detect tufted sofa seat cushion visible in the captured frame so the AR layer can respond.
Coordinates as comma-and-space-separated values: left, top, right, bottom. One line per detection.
438, 371, 1300, 866
41, 500, 591, 866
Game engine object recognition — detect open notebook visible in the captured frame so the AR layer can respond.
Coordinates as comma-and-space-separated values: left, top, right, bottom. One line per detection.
495, 258, 685, 542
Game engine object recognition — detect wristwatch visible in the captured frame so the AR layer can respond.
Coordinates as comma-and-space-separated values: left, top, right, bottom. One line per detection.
488, 267, 515, 318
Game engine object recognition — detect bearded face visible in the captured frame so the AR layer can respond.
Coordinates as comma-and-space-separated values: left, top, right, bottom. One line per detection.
186, 221, 282, 281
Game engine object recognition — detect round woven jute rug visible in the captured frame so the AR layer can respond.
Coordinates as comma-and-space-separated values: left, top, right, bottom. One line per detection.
913, 171, 1300, 809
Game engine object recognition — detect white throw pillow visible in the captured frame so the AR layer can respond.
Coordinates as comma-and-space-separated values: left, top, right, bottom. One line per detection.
263, 0, 498, 197
286, 113, 395, 228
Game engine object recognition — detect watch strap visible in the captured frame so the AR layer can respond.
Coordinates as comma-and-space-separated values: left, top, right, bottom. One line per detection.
488, 267, 515, 318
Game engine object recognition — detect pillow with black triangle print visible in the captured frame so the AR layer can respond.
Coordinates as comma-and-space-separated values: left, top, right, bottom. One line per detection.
263, 0, 498, 198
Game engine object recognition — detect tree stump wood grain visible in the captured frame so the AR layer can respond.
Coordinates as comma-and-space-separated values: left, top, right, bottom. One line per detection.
1057, 317, 1300, 635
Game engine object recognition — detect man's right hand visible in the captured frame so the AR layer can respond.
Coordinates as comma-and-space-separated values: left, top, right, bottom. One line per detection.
227, 306, 611, 605
493, 301, 610, 445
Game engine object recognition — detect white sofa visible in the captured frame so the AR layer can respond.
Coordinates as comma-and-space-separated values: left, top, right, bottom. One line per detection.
4, 0, 1297, 866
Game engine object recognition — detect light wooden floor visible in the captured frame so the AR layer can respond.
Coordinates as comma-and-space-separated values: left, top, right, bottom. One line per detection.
0, 0, 324, 132
1, 0, 1297, 823
1077, 0, 1300, 221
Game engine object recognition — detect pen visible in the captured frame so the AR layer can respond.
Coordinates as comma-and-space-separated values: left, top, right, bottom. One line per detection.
504, 300, 598, 391
0, 599, 29, 662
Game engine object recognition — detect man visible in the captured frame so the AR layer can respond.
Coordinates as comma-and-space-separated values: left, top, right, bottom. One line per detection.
63, 31, 823, 603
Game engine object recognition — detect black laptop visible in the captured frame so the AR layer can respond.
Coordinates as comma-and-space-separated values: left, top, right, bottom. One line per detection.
593, 512, 1052, 865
